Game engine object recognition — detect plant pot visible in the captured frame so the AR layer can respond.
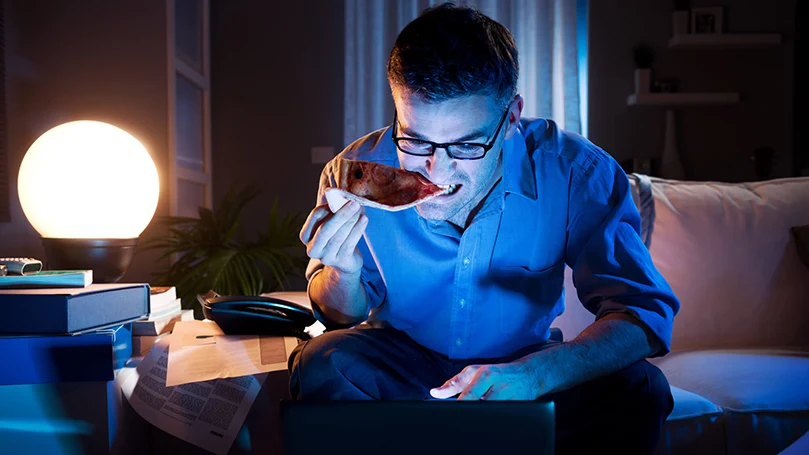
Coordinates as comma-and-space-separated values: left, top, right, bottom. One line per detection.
634, 68, 652, 94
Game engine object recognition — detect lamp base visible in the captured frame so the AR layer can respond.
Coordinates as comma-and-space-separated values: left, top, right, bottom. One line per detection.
41, 238, 138, 283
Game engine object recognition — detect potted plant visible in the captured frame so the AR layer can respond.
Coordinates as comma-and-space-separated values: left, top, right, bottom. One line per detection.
139, 185, 307, 316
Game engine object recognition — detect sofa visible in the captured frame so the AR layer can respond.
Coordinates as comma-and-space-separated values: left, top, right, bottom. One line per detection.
551, 174, 809, 455
268, 175, 809, 455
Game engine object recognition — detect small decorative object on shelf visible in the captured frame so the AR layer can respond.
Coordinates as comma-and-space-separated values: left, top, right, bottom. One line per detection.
691, 7, 723, 34
633, 44, 655, 94
652, 78, 680, 93
672, 0, 690, 35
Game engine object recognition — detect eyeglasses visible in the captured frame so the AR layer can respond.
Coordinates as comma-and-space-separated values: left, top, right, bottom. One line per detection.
391, 108, 510, 160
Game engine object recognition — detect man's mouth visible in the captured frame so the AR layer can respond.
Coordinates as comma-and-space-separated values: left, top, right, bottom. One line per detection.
439, 184, 462, 195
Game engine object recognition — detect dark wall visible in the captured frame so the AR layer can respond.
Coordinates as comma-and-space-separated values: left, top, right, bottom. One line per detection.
209, 0, 796, 254
210, 0, 344, 241
0, 0, 170, 282
588, 0, 796, 182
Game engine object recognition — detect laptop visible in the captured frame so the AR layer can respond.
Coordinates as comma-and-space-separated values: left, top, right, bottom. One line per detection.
280, 400, 555, 455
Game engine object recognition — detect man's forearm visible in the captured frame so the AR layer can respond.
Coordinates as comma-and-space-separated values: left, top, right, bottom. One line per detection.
309, 266, 369, 325
524, 312, 662, 396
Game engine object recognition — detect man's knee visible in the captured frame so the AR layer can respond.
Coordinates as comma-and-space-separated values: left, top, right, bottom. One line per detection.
288, 329, 374, 400
290, 329, 358, 375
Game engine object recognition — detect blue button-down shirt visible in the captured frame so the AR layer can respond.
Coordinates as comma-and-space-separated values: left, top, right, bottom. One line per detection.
307, 118, 679, 360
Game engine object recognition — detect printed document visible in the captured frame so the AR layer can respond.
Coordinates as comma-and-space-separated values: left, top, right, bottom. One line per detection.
166, 320, 299, 387
121, 337, 267, 455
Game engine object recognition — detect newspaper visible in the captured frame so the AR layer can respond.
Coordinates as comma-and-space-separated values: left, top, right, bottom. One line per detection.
166, 320, 299, 387
121, 337, 268, 455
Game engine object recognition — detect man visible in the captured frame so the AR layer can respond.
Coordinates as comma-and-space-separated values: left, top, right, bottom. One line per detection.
292, 3, 679, 454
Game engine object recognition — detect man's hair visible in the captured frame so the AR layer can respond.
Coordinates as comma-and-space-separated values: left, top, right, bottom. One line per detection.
387, 2, 519, 109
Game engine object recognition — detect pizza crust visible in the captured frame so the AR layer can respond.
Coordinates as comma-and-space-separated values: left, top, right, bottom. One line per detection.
324, 187, 448, 213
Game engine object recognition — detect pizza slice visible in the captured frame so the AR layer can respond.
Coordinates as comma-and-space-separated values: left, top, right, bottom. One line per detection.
324, 158, 455, 212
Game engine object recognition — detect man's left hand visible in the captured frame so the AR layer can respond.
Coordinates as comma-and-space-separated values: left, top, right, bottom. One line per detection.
429, 361, 541, 400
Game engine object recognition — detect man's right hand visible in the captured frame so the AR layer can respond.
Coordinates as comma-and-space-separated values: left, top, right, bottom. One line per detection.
299, 200, 368, 275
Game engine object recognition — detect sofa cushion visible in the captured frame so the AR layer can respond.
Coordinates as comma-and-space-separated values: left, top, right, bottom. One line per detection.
666, 385, 723, 420
655, 350, 809, 412
654, 350, 809, 454
645, 177, 809, 351
654, 386, 725, 455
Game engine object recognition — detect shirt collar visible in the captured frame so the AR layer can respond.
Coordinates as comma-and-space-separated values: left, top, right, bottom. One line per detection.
502, 122, 539, 201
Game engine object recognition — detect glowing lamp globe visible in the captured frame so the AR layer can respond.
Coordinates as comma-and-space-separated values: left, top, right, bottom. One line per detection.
18, 120, 159, 282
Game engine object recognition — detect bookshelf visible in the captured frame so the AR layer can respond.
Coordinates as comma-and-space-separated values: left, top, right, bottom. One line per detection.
669, 33, 782, 50
627, 92, 740, 107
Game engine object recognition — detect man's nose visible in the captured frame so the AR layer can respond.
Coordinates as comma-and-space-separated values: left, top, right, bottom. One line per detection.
425, 147, 456, 182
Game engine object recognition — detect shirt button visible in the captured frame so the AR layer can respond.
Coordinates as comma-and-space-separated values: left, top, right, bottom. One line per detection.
462, 257, 471, 268
456, 338, 462, 347
459, 299, 466, 308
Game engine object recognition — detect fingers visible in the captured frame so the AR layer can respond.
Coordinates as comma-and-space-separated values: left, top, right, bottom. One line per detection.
430, 366, 479, 399
320, 209, 362, 263
337, 213, 369, 258
299, 204, 331, 244
305, 202, 362, 258
457, 367, 495, 401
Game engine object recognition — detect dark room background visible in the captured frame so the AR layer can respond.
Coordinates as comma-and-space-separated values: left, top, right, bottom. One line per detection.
0, 0, 800, 286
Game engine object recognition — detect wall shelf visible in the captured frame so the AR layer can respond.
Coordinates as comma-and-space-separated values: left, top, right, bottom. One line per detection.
668, 33, 781, 50
627, 92, 740, 106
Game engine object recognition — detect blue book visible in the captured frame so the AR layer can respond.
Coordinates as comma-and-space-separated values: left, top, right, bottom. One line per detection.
0, 323, 132, 385
0, 283, 149, 334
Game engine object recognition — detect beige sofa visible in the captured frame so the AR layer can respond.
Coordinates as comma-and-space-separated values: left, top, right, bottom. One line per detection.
553, 175, 809, 455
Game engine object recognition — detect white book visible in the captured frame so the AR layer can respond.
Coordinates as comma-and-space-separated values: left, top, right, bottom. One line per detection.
132, 308, 193, 336
149, 286, 178, 313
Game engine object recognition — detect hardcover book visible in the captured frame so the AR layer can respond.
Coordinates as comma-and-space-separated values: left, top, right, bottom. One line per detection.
0, 283, 150, 334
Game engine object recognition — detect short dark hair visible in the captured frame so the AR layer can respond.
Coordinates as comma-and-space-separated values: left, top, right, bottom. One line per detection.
387, 3, 519, 109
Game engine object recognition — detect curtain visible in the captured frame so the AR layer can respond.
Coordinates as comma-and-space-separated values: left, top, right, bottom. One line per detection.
344, 0, 586, 147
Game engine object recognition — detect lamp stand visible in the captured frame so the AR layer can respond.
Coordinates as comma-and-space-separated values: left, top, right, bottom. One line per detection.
41, 238, 138, 283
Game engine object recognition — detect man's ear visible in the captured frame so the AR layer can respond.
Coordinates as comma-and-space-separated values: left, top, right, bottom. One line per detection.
504, 95, 524, 140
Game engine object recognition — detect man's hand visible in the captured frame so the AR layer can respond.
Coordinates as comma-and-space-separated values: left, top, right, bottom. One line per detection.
300, 201, 368, 275
430, 360, 543, 401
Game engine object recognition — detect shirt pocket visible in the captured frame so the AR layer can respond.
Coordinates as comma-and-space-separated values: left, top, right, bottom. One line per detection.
485, 261, 565, 316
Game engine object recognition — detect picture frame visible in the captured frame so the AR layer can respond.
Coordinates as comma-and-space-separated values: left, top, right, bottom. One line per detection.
691, 7, 723, 34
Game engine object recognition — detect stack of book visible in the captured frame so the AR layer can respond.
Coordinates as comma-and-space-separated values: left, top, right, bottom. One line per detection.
0, 269, 150, 385
131, 286, 193, 355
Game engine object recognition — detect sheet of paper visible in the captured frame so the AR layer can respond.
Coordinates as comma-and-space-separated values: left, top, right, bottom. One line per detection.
121, 337, 267, 455
166, 320, 299, 387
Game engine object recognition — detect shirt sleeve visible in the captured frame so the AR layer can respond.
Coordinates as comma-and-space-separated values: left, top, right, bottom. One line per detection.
564, 147, 680, 357
305, 159, 387, 330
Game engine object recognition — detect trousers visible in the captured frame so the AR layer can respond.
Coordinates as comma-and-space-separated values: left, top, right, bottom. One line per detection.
288, 325, 674, 455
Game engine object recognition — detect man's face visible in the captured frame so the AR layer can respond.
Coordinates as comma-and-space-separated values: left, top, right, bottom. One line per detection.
392, 90, 520, 223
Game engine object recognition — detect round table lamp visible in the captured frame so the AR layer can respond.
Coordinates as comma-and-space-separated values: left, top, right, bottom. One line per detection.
17, 120, 159, 283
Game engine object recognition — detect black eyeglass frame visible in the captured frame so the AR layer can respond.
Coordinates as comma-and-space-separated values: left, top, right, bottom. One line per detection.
391, 108, 510, 161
